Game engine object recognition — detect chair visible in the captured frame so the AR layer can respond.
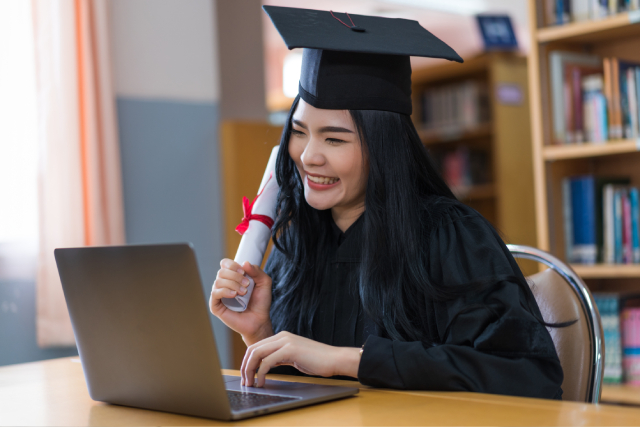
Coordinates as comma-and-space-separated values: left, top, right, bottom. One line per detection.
507, 244, 604, 403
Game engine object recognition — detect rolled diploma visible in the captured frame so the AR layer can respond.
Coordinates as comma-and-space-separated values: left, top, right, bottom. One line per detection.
222, 146, 280, 312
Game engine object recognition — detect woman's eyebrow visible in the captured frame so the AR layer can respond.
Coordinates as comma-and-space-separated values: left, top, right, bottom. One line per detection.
318, 126, 354, 134
292, 120, 354, 134
292, 119, 307, 129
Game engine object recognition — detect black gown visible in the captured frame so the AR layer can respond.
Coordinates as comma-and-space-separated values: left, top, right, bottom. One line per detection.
264, 196, 564, 399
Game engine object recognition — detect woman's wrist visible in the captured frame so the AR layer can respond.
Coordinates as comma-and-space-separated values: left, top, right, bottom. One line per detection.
243, 321, 274, 346
333, 347, 362, 378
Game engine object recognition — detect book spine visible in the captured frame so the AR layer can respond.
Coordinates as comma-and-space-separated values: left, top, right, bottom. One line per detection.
572, 0, 592, 21
599, 91, 610, 142
604, 58, 615, 140
573, 67, 585, 142
628, 67, 639, 139
622, 308, 640, 384
631, 187, 640, 263
610, 0, 619, 13
596, 294, 623, 383
620, 65, 631, 138
615, 189, 624, 263
572, 176, 598, 264
623, 189, 633, 263
592, 0, 609, 17
563, 178, 574, 262
604, 184, 615, 263
565, 70, 575, 143
612, 58, 623, 139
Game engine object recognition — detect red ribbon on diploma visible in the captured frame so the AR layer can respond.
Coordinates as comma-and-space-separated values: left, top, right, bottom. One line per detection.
235, 173, 275, 235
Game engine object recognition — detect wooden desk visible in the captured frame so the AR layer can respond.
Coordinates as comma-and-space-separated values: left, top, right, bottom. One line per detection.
2, 358, 640, 426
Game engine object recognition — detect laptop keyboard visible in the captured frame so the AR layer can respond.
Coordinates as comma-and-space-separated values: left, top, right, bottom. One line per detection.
227, 390, 299, 411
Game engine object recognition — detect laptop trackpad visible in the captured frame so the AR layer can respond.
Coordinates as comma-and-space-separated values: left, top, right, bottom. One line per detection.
223, 375, 329, 396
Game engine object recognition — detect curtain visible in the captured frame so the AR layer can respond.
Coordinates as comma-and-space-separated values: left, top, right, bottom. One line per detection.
33, 0, 125, 347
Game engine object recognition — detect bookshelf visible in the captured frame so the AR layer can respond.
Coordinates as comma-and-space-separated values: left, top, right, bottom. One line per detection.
411, 53, 537, 251
528, 0, 640, 277
528, 0, 640, 403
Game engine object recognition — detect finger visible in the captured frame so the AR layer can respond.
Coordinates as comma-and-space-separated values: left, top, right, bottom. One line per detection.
211, 287, 238, 303
242, 340, 286, 387
241, 262, 270, 286
241, 333, 290, 385
220, 258, 245, 275
217, 269, 251, 289
256, 348, 291, 388
213, 278, 247, 295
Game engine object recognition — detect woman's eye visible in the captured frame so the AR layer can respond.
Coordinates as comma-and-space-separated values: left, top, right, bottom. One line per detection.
326, 138, 345, 144
291, 129, 305, 136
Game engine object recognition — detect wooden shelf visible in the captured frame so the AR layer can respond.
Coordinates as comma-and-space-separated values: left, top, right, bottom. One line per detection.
543, 140, 640, 160
602, 384, 640, 406
419, 123, 492, 145
451, 183, 495, 201
537, 11, 640, 44
571, 264, 640, 279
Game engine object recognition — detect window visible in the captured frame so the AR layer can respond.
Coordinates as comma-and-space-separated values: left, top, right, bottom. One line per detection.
0, 0, 38, 280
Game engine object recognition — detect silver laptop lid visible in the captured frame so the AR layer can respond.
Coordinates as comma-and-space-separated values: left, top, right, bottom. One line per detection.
55, 244, 232, 420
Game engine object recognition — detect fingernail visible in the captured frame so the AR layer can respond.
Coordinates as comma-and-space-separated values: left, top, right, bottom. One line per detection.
241, 278, 250, 286
237, 268, 245, 275
230, 291, 237, 296
239, 288, 246, 295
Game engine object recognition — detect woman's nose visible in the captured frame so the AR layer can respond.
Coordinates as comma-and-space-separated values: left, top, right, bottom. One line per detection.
300, 138, 325, 167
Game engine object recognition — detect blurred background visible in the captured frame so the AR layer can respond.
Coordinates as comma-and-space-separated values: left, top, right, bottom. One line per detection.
3, 1, 640, 401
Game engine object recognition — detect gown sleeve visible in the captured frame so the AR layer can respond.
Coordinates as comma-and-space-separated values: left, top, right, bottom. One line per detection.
357, 204, 565, 399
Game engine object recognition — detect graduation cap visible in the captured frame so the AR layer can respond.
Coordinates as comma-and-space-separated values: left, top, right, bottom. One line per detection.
263, 5, 463, 115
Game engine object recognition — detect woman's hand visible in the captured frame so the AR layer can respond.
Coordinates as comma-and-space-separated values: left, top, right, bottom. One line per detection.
240, 331, 362, 387
209, 259, 274, 345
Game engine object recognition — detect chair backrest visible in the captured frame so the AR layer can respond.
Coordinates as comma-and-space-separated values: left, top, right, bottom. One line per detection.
507, 245, 604, 403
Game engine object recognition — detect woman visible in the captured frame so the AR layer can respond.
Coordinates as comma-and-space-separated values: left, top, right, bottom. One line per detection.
210, 6, 564, 399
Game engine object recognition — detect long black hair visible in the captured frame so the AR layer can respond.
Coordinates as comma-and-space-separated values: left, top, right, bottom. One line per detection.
268, 95, 569, 344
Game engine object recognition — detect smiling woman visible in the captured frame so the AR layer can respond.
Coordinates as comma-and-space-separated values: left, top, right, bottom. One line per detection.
209, 5, 565, 399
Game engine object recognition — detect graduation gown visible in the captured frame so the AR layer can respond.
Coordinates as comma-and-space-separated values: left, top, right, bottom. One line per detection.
265, 197, 564, 399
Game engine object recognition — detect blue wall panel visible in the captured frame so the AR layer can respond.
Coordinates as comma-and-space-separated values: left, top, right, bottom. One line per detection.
0, 279, 78, 366
116, 97, 230, 368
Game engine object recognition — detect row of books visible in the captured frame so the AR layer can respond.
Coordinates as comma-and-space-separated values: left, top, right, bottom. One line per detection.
432, 147, 490, 195
593, 293, 640, 384
562, 175, 640, 264
420, 80, 490, 133
544, 0, 640, 26
550, 51, 640, 144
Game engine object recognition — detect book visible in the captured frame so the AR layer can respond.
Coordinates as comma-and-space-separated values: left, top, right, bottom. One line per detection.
549, 52, 602, 144
623, 189, 633, 263
592, 0, 610, 18
563, 178, 574, 262
622, 307, 640, 384
582, 74, 609, 142
603, 182, 633, 263
571, 176, 597, 264
615, 188, 624, 263
572, 0, 591, 21
557, 0, 572, 24
421, 80, 489, 133
594, 293, 623, 383
627, 67, 639, 140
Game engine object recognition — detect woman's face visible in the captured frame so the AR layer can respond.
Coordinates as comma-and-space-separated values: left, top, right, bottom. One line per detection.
288, 99, 368, 214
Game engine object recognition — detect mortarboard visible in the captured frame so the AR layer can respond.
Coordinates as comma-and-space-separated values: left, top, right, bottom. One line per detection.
263, 5, 463, 115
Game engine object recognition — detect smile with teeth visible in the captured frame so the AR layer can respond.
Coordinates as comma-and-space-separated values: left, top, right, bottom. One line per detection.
308, 175, 340, 185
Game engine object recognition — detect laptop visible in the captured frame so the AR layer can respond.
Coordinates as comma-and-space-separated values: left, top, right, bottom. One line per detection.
54, 243, 359, 420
